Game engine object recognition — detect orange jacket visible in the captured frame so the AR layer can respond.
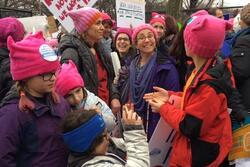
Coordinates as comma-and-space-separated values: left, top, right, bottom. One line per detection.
160, 59, 232, 167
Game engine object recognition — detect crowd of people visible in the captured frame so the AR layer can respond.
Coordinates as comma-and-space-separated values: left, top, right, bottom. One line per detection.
0, 3, 249, 167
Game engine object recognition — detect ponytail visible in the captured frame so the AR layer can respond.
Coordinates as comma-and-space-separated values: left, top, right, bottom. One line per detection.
16, 81, 35, 112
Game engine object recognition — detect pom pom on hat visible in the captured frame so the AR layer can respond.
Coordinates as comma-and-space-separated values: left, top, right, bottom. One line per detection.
184, 10, 233, 58
55, 60, 84, 97
132, 24, 158, 44
115, 27, 133, 43
7, 31, 60, 81
68, 7, 101, 34
149, 12, 165, 26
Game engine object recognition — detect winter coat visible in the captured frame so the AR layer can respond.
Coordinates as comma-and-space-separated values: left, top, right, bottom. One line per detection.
83, 88, 116, 131
230, 27, 250, 114
59, 34, 119, 104
0, 47, 14, 102
67, 125, 149, 167
118, 51, 180, 140
0, 87, 71, 167
159, 58, 232, 167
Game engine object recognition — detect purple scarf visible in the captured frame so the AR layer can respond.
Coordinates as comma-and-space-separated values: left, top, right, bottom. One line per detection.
129, 52, 157, 118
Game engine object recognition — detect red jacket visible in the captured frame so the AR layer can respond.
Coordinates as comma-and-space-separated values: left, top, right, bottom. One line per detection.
160, 59, 232, 167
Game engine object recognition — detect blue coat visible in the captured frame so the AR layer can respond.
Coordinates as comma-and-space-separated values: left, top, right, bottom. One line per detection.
0, 88, 70, 167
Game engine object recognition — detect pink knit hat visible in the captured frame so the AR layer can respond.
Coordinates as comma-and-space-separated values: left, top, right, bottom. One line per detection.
0, 17, 25, 48
101, 12, 111, 21
7, 31, 60, 81
184, 11, 232, 58
67, 7, 101, 34
132, 24, 158, 44
55, 60, 84, 97
115, 28, 133, 43
149, 12, 165, 26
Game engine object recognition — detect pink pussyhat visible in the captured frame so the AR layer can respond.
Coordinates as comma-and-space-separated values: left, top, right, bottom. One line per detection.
149, 12, 165, 26
67, 7, 101, 34
55, 60, 84, 97
184, 10, 232, 58
7, 31, 60, 81
115, 27, 133, 43
132, 24, 158, 44
0, 17, 25, 48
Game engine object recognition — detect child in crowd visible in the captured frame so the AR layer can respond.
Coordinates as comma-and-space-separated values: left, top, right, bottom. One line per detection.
144, 11, 233, 166
55, 60, 116, 131
62, 104, 149, 167
0, 32, 70, 166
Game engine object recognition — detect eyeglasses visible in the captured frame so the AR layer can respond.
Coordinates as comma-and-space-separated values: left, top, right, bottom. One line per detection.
117, 37, 130, 42
137, 34, 154, 42
40, 72, 56, 81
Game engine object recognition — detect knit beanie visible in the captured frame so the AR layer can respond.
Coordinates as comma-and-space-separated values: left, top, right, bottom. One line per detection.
7, 31, 60, 81
115, 28, 133, 43
149, 12, 165, 26
132, 24, 158, 44
184, 10, 232, 58
55, 60, 84, 97
67, 7, 101, 34
0, 17, 25, 48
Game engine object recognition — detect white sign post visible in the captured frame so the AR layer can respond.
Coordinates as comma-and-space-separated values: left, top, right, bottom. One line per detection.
116, 0, 145, 28
41, 0, 99, 33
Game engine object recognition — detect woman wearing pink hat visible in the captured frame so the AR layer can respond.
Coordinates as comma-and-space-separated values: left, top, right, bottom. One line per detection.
145, 11, 233, 166
59, 7, 121, 115
0, 32, 70, 166
119, 24, 180, 140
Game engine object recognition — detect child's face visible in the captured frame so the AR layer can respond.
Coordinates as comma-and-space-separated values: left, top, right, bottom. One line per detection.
24, 72, 56, 97
65, 87, 86, 107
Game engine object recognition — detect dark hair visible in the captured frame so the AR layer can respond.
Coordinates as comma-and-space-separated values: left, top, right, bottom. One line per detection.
208, 8, 222, 16
61, 109, 105, 155
165, 14, 178, 37
16, 80, 60, 112
169, 18, 191, 90
240, 3, 250, 26
102, 19, 113, 27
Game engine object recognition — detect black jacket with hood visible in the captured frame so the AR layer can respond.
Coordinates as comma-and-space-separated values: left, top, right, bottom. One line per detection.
59, 34, 119, 104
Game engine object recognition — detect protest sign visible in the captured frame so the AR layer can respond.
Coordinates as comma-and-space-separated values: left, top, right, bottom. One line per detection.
116, 0, 145, 28
42, 0, 98, 33
149, 95, 181, 167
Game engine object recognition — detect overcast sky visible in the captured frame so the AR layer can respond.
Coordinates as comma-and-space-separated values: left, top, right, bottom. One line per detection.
215, 0, 249, 7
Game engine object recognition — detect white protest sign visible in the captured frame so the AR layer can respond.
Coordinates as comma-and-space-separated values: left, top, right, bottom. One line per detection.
42, 0, 98, 33
149, 95, 181, 167
116, 0, 145, 28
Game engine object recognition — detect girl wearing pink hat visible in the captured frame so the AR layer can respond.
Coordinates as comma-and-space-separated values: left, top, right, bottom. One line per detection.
0, 32, 70, 166
59, 7, 121, 115
55, 60, 116, 131
145, 11, 234, 166
119, 24, 180, 140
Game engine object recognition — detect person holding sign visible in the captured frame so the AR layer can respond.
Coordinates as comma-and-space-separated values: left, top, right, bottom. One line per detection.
0, 32, 70, 166
144, 11, 233, 166
59, 7, 121, 114
119, 24, 179, 140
